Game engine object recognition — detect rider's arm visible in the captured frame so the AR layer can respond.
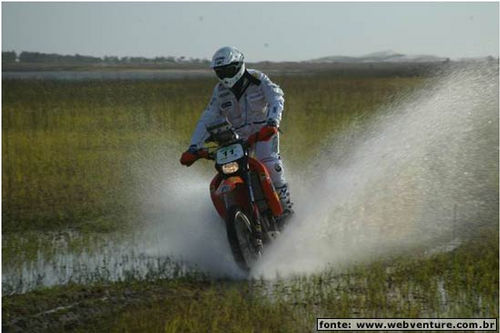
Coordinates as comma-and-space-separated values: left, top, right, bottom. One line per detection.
259, 72, 285, 127
189, 86, 224, 149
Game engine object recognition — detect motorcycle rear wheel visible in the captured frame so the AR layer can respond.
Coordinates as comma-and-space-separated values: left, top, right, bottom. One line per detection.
225, 207, 260, 272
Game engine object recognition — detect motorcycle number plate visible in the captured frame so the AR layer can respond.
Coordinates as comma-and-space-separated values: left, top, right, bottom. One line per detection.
216, 144, 244, 164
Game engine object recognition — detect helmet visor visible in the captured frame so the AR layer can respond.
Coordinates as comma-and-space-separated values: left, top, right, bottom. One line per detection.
214, 63, 241, 79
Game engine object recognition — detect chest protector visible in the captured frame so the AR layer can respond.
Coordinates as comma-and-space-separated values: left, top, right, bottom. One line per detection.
216, 73, 267, 139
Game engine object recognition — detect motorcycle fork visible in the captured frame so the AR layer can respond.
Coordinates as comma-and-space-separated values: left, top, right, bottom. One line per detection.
242, 168, 263, 248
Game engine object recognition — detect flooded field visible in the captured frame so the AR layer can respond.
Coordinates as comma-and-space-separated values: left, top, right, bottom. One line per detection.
2, 64, 497, 331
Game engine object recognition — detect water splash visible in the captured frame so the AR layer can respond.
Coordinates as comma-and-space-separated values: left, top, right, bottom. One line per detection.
135, 63, 497, 279
134, 155, 245, 278
252, 62, 498, 277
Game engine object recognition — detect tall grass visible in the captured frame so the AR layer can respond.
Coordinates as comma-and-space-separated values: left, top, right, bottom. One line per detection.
2, 76, 422, 232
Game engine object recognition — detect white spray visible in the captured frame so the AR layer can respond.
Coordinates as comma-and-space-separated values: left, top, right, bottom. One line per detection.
137, 63, 497, 279
252, 63, 498, 277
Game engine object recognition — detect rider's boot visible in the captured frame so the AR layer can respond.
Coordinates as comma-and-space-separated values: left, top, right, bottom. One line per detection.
276, 183, 294, 228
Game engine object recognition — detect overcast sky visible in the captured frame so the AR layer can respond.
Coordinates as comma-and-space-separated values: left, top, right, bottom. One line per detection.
2, 2, 498, 61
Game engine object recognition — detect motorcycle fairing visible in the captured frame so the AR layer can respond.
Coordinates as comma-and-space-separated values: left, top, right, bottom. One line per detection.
247, 158, 283, 217
215, 176, 244, 195
209, 157, 283, 220
210, 175, 248, 219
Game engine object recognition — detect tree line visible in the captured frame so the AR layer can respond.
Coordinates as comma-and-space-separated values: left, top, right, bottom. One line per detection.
2, 51, 210, 65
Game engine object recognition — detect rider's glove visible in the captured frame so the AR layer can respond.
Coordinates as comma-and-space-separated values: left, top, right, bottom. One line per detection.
180, 145, 199, 167
248, 125, 278, 145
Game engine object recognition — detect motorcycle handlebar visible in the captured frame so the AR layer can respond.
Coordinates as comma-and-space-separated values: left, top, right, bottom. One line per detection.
199, 126, 278, 161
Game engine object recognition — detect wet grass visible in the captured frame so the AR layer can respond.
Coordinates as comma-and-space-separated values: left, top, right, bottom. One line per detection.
2, 230, 204, 295
3, 227, 497, 332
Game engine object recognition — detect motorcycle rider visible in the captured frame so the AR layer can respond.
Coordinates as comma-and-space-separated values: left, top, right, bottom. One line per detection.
180, 46, 293, 220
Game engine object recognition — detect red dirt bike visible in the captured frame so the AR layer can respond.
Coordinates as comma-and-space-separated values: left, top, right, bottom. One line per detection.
194, 121, 285, 271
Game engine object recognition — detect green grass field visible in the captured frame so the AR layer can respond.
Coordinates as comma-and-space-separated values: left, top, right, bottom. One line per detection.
2, 71, 498, 331
2, 75, 423, 233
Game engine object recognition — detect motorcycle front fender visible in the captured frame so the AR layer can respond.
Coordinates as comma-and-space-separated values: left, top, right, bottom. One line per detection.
210, 176, 250, 220
216, 176, 244, 195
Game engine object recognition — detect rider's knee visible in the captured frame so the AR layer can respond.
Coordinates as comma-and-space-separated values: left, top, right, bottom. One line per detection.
260, 158, 286, 188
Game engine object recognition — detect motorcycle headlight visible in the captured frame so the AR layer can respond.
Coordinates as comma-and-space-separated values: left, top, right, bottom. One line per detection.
222, 161, 239, 174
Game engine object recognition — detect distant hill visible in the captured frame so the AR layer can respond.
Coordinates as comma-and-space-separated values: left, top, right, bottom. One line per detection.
309, 50, 449, 63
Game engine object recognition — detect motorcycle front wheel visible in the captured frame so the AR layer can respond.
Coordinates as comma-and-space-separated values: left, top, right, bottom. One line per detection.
225, 207, 260, 272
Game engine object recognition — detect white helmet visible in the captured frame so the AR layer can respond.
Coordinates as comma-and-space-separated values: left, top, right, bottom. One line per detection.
210, 46, 246, 88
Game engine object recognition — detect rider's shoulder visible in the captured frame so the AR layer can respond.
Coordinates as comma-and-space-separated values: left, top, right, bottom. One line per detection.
246, 69, 265, 86
247, 69, 265, 80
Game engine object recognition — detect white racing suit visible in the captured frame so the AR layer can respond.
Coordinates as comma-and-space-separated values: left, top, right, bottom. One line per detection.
189, 69, 292, 211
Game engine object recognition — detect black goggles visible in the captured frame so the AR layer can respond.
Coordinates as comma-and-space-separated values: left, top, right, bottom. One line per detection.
214, 63, 241, 79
